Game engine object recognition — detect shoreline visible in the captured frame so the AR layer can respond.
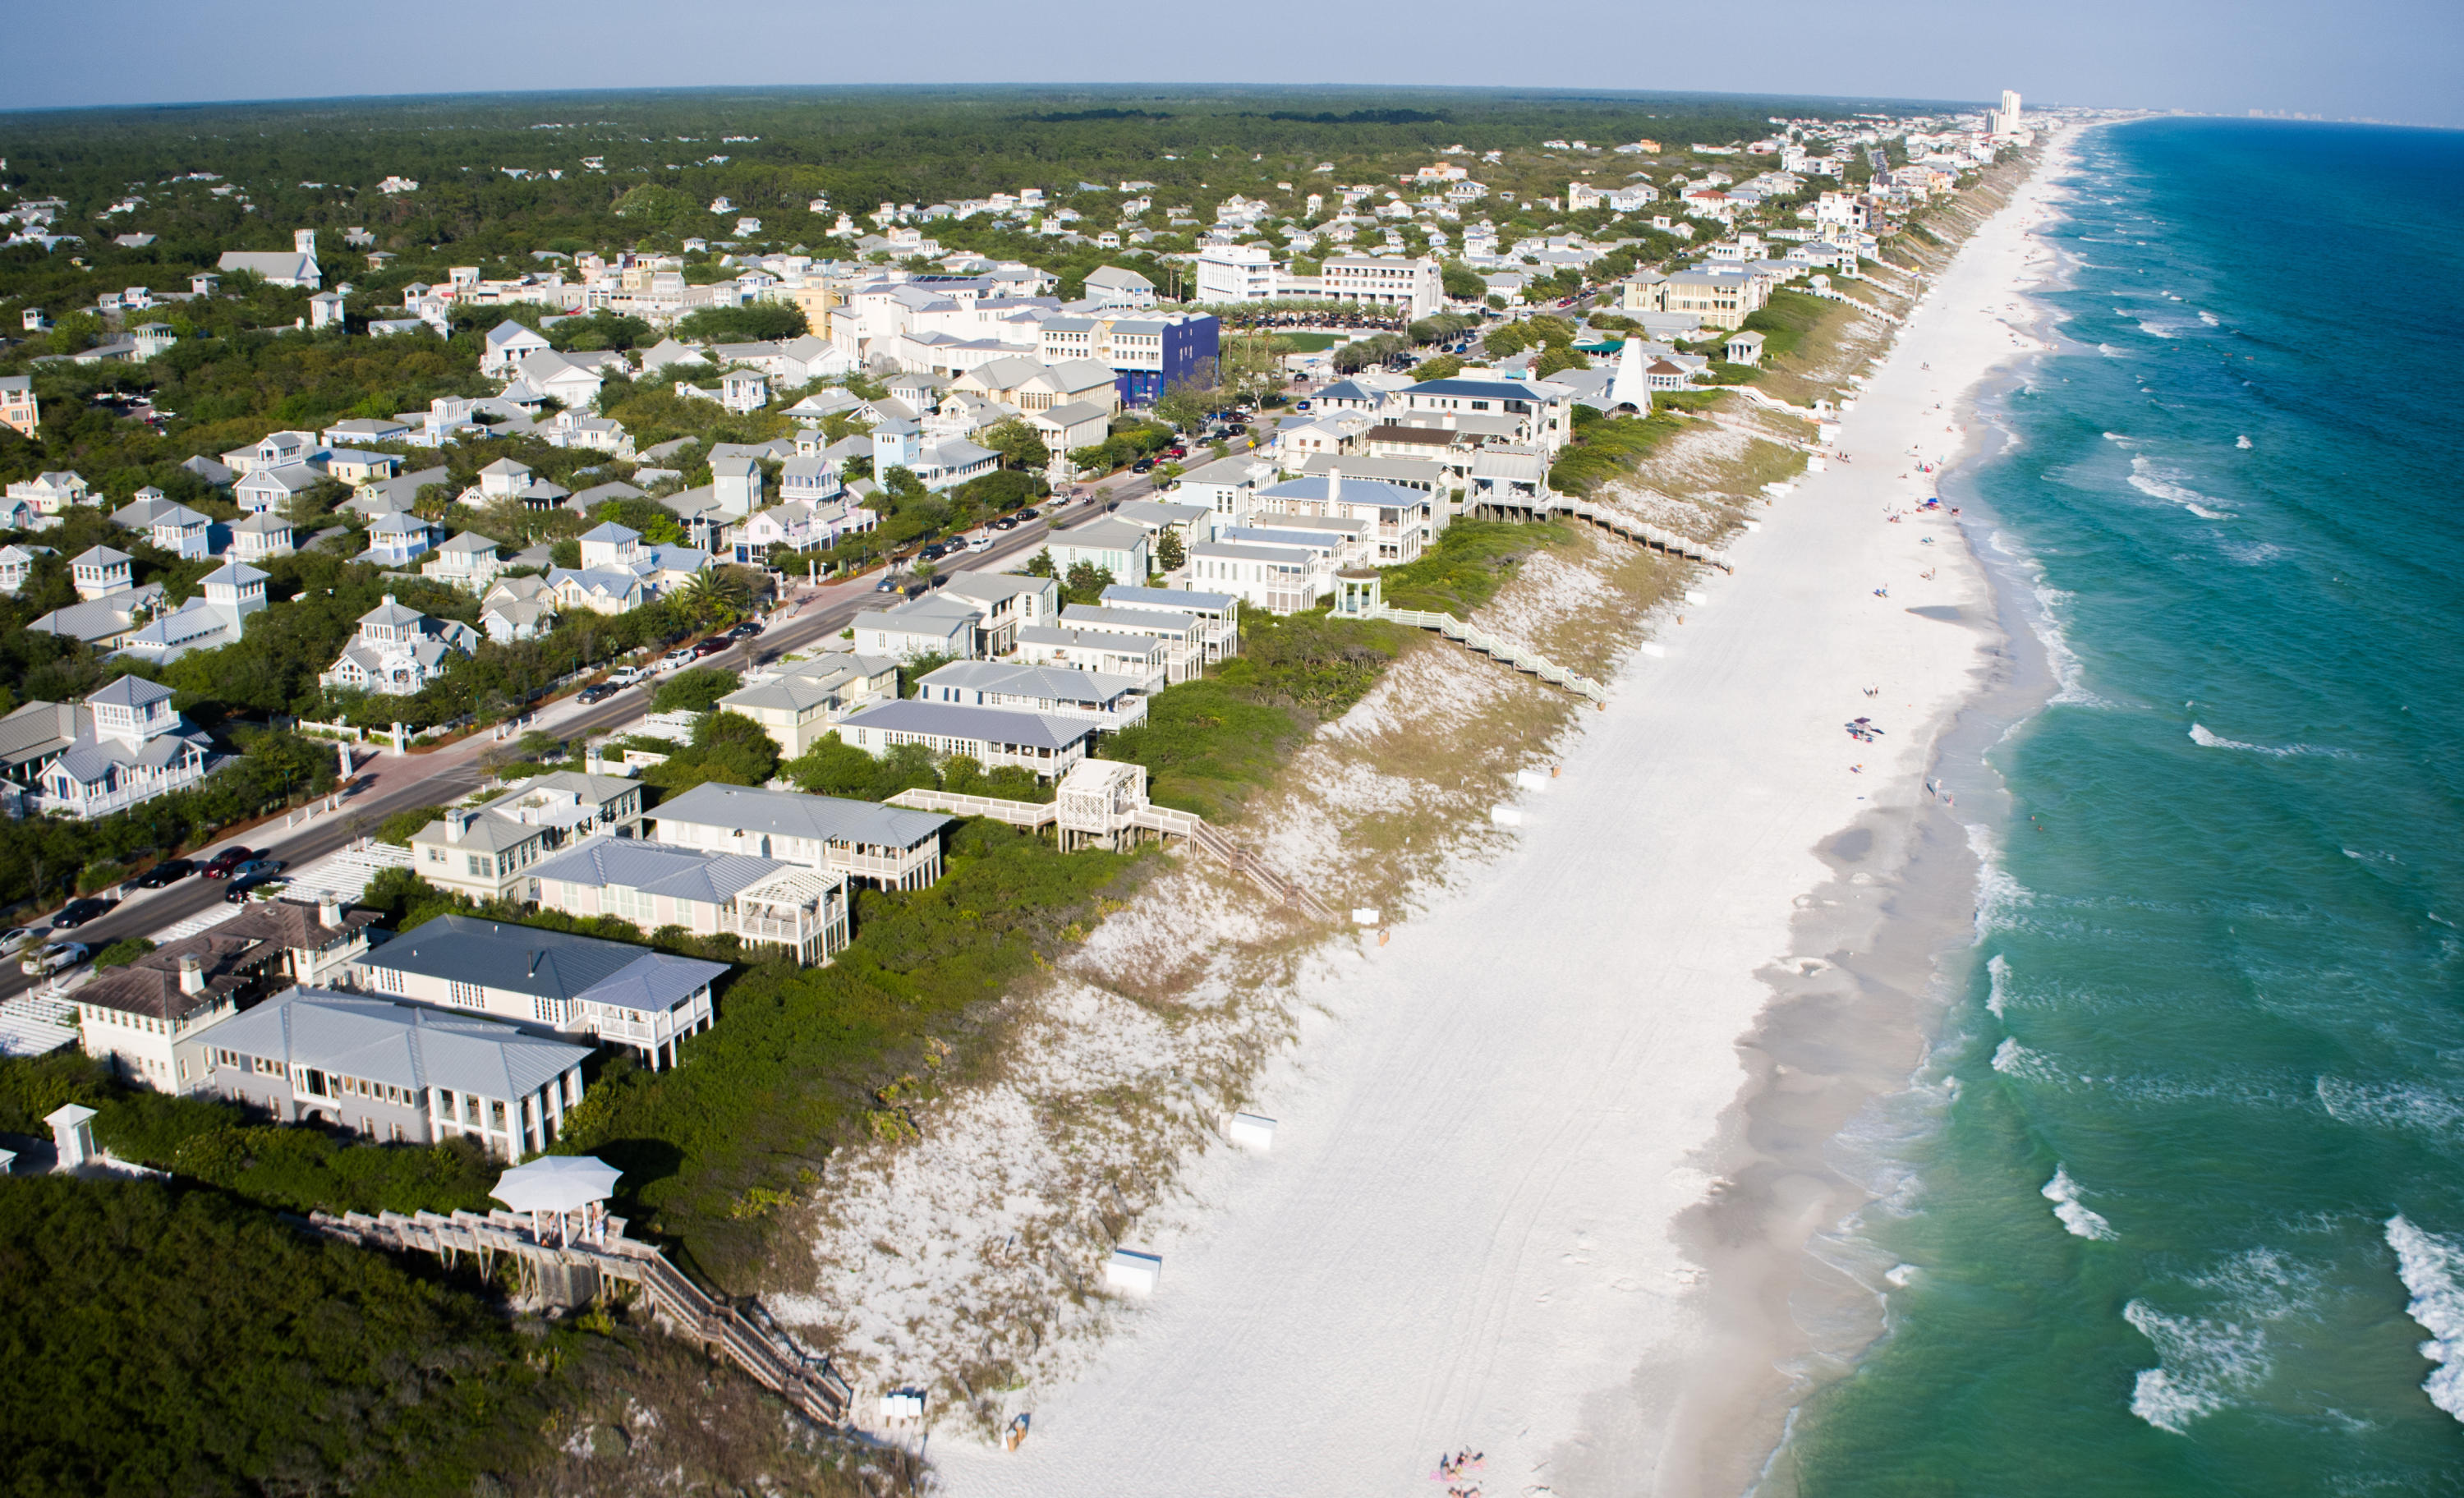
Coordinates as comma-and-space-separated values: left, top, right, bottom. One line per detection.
1660, 130, 2099, 1496
927, 145, 2080, 1498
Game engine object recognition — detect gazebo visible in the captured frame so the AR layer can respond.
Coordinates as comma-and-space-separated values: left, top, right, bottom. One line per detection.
490, 1154, 623, 1248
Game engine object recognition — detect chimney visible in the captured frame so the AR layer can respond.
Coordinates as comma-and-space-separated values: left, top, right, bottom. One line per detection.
319, 897, 342, 931
177, 953, 205, 996
295, 228, 317, 259
446, 808, 472, 843
1326, 468, 1342, 502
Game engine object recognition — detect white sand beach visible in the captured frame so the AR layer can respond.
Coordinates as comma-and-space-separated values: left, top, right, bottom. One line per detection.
930, 141, 2076, 1497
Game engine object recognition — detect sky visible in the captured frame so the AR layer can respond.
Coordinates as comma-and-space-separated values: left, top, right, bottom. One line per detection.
7, 0, 2462, 127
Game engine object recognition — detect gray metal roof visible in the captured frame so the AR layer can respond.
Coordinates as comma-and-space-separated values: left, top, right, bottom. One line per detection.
195, 986, 586, 1101
917, 660, 1145, 705
650, 782, 953, 850
87, 673, 176, 709
530, 832, 785, 906
1060, 604, 1195, 636
354, 913, 727, 1012
837, 699, 1096, 752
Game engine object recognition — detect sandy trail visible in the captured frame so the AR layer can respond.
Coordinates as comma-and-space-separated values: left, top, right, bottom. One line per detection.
929, 141, 2073, 1497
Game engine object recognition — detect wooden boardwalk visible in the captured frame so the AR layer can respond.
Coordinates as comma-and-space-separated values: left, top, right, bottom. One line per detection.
303, 1207, 853, 1427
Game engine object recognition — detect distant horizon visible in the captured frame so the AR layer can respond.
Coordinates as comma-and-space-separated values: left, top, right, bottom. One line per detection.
6, 0, 2458, 127
0, 81, 2445, 136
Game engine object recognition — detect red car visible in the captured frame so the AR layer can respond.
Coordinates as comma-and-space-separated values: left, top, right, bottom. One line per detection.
691, 636, 731, 659
202, 847, 255, 880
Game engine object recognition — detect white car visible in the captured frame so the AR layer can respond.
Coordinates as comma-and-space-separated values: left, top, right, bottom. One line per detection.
21, 940, 87, 976
0, 926, 41, 954
605, 664, 649, 687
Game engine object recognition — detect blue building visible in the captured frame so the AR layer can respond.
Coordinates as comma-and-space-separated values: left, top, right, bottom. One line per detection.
1042, 312, 1220, 408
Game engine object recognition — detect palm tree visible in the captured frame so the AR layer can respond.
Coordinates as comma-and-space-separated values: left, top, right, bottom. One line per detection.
678, 568, 750, 630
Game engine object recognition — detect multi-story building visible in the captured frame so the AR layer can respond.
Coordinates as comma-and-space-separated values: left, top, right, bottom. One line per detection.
319, 595, 480, 696
529, 834, 852, 968
186, 986, 591, 1156
645, 782, 954, 893
407, 772, 645, 903
1037, 312, 1221, 407
347, 913, 726, 1073
1316, 255, 1445, 319
1195, 243, 1279, 303
0, 375, 37, 437
30, 676, 212, 818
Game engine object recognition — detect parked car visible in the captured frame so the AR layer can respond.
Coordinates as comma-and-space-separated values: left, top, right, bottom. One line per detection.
229, 858, 287, 882
21, 940, 87, 976
578, 683, 618, 705
605, 664, 649, 687
970, 535, 994, 552
732, 618, 764, 636
131, 858, 195, 889
1130, 458, 1156, 473
0, 926, 43, 955
53, 898, 117, 929
202, 847, 255, 880
991, 516, 1018, 531
690, 636, 731, 659
659, 646, 696, 669
224, 878, 276, 904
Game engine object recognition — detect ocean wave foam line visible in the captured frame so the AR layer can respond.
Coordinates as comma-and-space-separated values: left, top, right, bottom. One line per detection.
2042, 1165, 2118, 1240
2124, 1300, 2269, 1434
2189, 724, 2351, 758
2385, 1215, 2464, 1423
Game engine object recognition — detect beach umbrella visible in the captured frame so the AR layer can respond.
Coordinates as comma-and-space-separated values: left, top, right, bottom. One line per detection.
490, 1154, 623, 1214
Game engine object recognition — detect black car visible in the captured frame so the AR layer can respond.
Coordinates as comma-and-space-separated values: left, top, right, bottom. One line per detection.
731, 619, 763, 637
1130, 458, 1156, 473
224, 878, 273, 905
578, 682, 618, 704
1017, 508, 1039, 521
131, 858, 195, 889
53, 898, 116, 928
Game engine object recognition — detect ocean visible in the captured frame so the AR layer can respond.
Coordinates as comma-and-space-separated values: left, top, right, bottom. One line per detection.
1778, 120, 2464, 1494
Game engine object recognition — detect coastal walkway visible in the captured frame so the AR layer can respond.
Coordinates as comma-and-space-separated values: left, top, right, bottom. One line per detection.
890, 772, 1335, 923
1368, 606, 1614, 705
302, 1206, 854, 1427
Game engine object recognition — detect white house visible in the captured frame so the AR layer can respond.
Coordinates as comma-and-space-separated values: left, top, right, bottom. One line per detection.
833, 699, 1097, 780
1041, 517, 1152, 586
111, 563, 269, 665
319, 595, 480, 696
645, 782, 955, 893
32, 676, 214, 819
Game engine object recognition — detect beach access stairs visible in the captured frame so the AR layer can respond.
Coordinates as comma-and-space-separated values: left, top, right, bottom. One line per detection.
888, 780, 1335, 923
1368, 605, 1613, 705
302, 1206, 853, 1427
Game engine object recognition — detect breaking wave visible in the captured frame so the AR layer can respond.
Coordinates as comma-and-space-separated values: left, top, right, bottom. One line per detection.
2188, 724, 2350, 758
2126, 456, 2232, 518
1985, 952, 2013, 1017
2125, 1301, 2269, 1433
2385, 1215, 2464, 1422
2043, 1165, 2118, 1240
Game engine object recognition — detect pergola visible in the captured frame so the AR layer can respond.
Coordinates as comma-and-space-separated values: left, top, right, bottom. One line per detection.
490, 1154, 623, 1248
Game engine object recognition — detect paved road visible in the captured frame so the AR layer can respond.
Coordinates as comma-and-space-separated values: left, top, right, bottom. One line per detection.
0, 485, 1156, 1003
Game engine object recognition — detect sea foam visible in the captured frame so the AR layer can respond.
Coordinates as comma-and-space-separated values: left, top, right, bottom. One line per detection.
2124, 1301, 2269, 1433
1985, 953, 2013, 1017
2127, 456, 2232, 517
2042, 1165, 2118, 1240
2189, 724, 2350, 758
2385, 1215, 2464, 1422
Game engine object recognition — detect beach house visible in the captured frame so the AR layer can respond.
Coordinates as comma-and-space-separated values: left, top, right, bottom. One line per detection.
348, 914, 725, 1073
645, 782, 955, 893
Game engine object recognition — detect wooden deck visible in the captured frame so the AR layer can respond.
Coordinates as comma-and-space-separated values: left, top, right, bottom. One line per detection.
301, 1206, 852, 1427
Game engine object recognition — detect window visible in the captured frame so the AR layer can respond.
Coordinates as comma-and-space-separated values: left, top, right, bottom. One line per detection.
449, 981, 484, 1008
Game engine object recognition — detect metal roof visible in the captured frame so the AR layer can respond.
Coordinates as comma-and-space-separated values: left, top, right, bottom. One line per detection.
650, 782, 954, 850
837, 699, 1095, 752
355, 913, 728, 1012
530, 833, 786, 906
195, 986, 586, 1101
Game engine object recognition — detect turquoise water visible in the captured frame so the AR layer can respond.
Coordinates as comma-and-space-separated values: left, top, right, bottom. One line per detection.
1782, 120, 2464, 1494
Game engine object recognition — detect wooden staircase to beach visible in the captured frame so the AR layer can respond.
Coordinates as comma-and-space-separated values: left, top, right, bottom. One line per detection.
1370, 606, 1614, 705
886, 788, 1335, 923
303, 1207, 853, 1428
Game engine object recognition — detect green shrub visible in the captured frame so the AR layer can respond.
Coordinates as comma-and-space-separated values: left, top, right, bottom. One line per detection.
651, 666, 740, 713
